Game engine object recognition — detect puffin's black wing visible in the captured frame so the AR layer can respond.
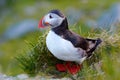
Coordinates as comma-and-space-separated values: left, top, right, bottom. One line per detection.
62, 30, 102, 57
62, 30, 89, 50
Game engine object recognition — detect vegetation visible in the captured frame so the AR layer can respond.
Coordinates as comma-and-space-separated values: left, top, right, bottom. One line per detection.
16, 25, 120, 79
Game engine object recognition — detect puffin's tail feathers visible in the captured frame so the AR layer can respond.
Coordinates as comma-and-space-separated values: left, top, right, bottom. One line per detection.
96, 38, 102, 46
86, 38, 102, 57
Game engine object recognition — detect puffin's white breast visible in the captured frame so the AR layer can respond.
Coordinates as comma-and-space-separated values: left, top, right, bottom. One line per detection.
46, 30, 86, 63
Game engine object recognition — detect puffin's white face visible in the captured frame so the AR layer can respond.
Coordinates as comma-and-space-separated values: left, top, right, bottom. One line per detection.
38, 10, 65, 28
43, 13, 65, 28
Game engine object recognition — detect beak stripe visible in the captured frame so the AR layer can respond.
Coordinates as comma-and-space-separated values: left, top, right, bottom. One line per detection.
38, 17, 44, 28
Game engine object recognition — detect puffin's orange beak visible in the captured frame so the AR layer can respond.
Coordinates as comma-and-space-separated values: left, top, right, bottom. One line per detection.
44, 22, 50, 25
38, 17, 50, 28
38, 17, 44, 28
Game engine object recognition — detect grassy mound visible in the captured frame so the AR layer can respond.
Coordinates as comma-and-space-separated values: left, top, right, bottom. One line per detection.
16, 26, 120, 79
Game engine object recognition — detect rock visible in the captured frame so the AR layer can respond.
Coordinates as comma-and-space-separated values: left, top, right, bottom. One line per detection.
0, 73, 7, 80
0, 73, 72, 80
0, 19, 38, 44
4, 76, 15, 80
16, 74, 28, 79
96, 3, 120, 32
86, 3, 120, 33
49, 78, 71, 80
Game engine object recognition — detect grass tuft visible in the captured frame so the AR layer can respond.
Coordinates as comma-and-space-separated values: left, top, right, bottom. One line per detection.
16, 26, 120, 79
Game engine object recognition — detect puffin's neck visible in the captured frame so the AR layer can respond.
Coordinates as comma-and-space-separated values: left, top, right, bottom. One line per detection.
51, 18, 69, 35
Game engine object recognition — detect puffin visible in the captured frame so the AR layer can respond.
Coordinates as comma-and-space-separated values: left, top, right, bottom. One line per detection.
38, 9, 102, 74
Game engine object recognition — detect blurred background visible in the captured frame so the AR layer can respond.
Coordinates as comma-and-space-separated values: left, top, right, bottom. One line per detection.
0, 0, 120, 75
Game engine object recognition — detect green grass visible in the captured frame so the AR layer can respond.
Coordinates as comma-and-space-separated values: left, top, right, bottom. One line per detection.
16, 25, 120, 80
0, 31, 41, 75
0, 0, 120, 78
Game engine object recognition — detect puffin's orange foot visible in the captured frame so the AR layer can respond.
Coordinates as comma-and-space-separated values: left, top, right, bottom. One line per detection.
65, 62, 81, 74
56, 63, 67, 72
56, 62, 82, 74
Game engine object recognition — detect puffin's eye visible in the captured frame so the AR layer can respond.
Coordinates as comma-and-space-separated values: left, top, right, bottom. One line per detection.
49, 15, 53, 19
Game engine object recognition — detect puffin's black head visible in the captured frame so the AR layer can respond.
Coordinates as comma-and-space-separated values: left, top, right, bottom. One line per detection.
49, 9, 64, 18
38, 9, 66, 29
